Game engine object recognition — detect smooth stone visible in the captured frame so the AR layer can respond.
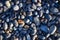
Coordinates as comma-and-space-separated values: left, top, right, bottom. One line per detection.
40, 25, 49, 33
34, 17, 40, 26
13, 5, 19, 11
26, 34, 31, 40
49, 25, 57, 35
3, 22, 8, 30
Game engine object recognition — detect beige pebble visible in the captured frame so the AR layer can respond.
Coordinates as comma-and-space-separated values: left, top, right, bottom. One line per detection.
37, 3, 41, 6
18, 20, 25, 26
5, 1, 11, 8
32, 4, 37, 9
33, 35, 38, 40
3, 22, 8, 30
24, 25, 29, 29
14, 37, 19, 40
0, 35, 3, 40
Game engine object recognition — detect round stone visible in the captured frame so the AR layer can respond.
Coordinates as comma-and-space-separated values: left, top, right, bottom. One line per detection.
13, 5, 19, 11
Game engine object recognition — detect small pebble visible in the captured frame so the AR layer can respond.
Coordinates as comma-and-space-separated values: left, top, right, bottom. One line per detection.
13, 5, 19, 11
5, 1, 11, 8
0, 35, 3, 40
18, 19, 25, 26
0, 3, 3, 7
33, 35, 37, 40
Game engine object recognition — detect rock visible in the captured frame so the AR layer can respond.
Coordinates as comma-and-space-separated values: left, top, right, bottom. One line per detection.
5, 1, 11, 8
13, 5, 19, 11
3, 22, 8, 30
49, 25, 57, 35
34, 17, 40, 26
0, 35, 3, 40
40, 25, 49, 33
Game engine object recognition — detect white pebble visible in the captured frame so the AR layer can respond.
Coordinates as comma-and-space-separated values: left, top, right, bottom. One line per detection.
33, 35, 37, 40
37, 3, 41, 6
28, 12, 33, 16
0, 3, 3, 7
21, 15, 25, 19
0, 8, 3, 13
46, 10, 49, 14
54, 8, 59, 13
34, 17, 40, 26
16, 1, 19, 4
55, 1, 58, 3
23, 36, 26, 40
32, 4, 37, 9
10, 23, 14, 29
58, 38, 60, 40
26, 19, 30, 23
46, 34, 50, 38
13, 5, 19, 11
49, 25, 57, 35
19, 3, 23, 8
14, 20, 18, 27
6, 18, 10, 22
3, 22, 8, 30
40, 10, 43, 17
14, 38, 19, 40
38, 0, 41, 3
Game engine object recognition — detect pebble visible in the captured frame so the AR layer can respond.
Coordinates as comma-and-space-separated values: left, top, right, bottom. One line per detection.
39, 10, 43, 17
3, 22, 8, 30
46, 10, 49, 14
21, 15, 25, 19
6, 17, 10, 22
0, 35, 3, 40
5, 1, 11, 8
53, 8, 59, 13
18, 19, 25, 26
14, 37, 19, 40
57, 38, 60, 40
31, 25, 37, 35
4, 6, 8, 12
23, 36, 26, 40
37, 3, 41, 6
13, 5, 19, 11
40, 25, 49, 33
24, 25, 29, 29
34, 17, 40, 26
0, 3, 3, 7
26, 19, 30, 24
19, 3, 23, 8
0, 8, 3, 13
32, 4, 37, 9
26, 34, 31, 40
14, 20, 18, 27
9, 22, 14, 29
49, 25, 57, 35
33, 35, 37, 40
